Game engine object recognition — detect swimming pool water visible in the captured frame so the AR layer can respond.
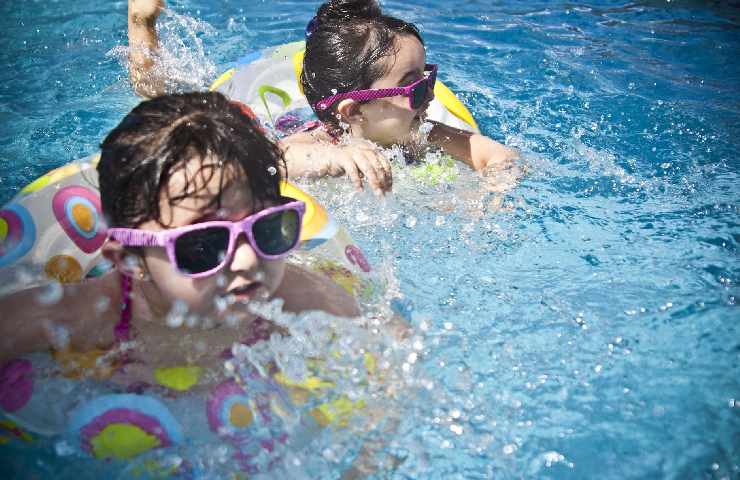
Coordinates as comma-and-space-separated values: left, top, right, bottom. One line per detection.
1, 1, 738, 478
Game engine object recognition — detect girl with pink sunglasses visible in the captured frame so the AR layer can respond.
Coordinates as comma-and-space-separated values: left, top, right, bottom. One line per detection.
0, 92, 359, 374
282, 0, 520, 194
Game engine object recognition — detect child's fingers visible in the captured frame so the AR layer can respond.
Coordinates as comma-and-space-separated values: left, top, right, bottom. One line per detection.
345, 161, 365, 191
373, 152, 393, 191
355, 153, 386, 195
359, 149, 392, 193
348, 141, 392, 193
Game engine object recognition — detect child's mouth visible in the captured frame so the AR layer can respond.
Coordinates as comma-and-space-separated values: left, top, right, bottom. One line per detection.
225, 282, 264, 303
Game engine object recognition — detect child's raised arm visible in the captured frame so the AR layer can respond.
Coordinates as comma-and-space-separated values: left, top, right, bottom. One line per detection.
127, 0, 165, 98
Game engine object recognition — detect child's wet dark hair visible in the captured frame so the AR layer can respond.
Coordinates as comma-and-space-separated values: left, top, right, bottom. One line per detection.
302, 0, 423, 133
98, 92, 284, 228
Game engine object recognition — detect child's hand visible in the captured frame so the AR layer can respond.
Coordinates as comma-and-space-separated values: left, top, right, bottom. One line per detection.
281, 135, 392, 195
326, 140, 393, 195
479, 152, 523, 194
129, 0, 164, 22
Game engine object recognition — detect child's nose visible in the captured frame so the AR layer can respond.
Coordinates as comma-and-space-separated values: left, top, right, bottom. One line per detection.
228, 234, 259, 274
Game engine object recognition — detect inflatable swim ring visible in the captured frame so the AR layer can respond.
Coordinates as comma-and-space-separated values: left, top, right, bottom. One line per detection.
210, 40, 479, 136
0, 160, 382, 472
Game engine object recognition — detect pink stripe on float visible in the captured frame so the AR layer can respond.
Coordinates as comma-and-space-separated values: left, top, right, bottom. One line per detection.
0, 359, 34, 413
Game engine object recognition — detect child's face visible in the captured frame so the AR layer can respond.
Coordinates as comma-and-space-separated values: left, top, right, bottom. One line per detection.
356, 34, 432, 146
136, 159, 286, 322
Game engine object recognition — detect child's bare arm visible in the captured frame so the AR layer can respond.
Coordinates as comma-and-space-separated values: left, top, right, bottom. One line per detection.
128, 0, 165, 97
428, 120, 519, 171
0, 287, 69, 363
0, 278, 118, 364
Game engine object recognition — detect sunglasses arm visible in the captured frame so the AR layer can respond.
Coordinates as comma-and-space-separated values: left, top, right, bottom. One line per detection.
107, 228, 167, 248
316, 87, 407, 111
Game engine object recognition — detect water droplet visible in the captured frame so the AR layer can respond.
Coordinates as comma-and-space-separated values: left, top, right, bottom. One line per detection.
165, 300, 188, 328
36, 282, 63, 305
95, 295, 111, 314
55, 440, 75, 457
45, 321, 70, 350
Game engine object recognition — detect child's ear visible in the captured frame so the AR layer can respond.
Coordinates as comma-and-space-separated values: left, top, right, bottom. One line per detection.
101, 240, 148, 279
335, 99, 363, 124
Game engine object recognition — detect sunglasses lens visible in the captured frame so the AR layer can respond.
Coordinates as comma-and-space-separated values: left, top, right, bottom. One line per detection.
412, 81, 429, 110
253, 209, 301, 256
174, 227, 230, 275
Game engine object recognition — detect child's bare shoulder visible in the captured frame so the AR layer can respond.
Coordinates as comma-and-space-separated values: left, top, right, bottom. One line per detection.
279, 263, 360, 318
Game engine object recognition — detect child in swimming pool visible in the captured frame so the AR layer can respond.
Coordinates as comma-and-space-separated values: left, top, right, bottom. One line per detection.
0, 92, 359, 380
126, 0, 519, 195
284, 0, 520, 191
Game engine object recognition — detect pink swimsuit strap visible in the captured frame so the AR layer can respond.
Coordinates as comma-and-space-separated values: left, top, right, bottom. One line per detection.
299, 120, 341, 144
114, 274, 133, 342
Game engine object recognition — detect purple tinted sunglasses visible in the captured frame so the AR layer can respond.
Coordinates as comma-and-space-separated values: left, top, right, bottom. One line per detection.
315, 64, 438, 112
107, 199, 305, 278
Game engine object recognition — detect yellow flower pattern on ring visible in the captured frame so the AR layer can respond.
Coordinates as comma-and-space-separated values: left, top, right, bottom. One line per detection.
90, 423, 161, 460
153, 366, 203, 391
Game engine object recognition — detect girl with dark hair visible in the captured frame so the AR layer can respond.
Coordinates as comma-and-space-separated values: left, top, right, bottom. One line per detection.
284, 0, 520, 188
0, 91, 358, 372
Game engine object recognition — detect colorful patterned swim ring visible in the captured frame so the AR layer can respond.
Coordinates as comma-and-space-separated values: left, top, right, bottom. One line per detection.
68, 394, 183, 460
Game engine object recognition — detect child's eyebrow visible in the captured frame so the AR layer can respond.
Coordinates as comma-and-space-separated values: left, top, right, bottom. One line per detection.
189, 208, 220, 224
399, 69, 422, 85
187, 178, 240, 224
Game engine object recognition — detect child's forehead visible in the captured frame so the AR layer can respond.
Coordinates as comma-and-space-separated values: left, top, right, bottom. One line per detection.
376, 35, 426, 81
168, 156, 237, 192
159, 157, 253, 225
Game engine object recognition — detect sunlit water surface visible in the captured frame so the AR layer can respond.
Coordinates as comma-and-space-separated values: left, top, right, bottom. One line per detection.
1, 1, 738, 479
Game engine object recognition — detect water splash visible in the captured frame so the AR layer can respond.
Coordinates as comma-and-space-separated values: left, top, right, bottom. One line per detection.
107, 8, 217, 93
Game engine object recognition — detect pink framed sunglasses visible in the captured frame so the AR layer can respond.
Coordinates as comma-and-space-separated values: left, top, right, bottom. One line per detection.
107, 199, 305, 278
314, 64, 438, 112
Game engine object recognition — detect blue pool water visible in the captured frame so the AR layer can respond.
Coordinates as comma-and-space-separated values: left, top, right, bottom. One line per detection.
1, 1, 739, 478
